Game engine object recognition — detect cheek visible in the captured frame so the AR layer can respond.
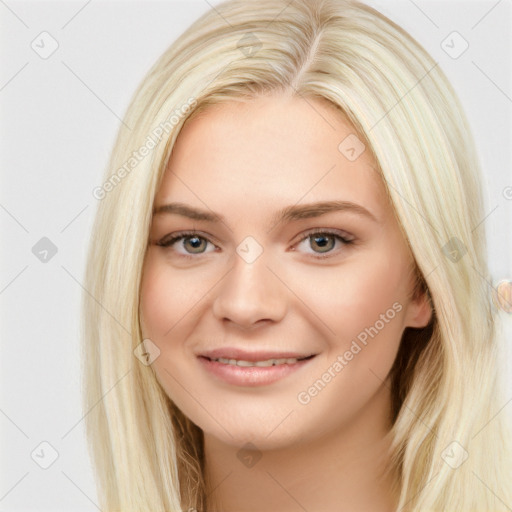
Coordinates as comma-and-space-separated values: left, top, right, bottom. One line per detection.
289, 249, 408, 340
285, 254, 409, 437
139, 251, 208, 339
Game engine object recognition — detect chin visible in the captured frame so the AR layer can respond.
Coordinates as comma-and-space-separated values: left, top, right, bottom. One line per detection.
203, 422, 303, 451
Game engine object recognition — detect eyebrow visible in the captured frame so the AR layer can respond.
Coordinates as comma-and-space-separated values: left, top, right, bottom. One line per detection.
153, 200, 378, 225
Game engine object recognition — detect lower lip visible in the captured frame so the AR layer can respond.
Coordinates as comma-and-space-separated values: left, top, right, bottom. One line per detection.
198, 356, 315, 387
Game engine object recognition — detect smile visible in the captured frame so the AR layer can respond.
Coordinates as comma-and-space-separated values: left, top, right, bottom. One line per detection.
198, 354, 316, 386
210, 356, 306, 367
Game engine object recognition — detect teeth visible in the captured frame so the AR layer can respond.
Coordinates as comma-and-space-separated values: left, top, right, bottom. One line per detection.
212, 357, 300, 367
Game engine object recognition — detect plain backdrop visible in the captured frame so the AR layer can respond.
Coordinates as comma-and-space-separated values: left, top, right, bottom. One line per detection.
1, 1, 511, 510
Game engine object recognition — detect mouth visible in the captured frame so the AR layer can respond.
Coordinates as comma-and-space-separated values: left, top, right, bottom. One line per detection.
197, 349, 318, 387
201, 354, 316, 367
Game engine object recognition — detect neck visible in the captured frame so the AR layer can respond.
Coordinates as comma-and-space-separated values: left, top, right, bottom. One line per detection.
202, 382, 400, 512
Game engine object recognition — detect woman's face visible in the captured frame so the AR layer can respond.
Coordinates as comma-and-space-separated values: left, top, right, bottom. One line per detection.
140, 94, 431, 449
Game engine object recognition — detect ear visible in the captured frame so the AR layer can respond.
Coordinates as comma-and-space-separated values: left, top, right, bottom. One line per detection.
403, 289, 433, 328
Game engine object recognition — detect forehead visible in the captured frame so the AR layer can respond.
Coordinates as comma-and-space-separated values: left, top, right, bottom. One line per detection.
156, 94, 389, 221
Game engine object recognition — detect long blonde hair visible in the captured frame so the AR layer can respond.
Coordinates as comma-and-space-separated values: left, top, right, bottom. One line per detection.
82, 0, 512, 510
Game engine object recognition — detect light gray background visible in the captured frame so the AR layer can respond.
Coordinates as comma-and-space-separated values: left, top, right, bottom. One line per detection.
1, 1, 511, 510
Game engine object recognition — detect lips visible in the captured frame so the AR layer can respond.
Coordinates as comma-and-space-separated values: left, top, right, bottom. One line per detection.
199, 347, 316, 362
197, 347, 317, 386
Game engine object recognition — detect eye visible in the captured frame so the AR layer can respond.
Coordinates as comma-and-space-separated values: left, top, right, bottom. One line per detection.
156, 231, 216, 256
295, 229, 354, 258
154, 229, 354, 260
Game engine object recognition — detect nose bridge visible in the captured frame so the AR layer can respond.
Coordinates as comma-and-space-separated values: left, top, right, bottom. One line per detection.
212, 247, 287, 326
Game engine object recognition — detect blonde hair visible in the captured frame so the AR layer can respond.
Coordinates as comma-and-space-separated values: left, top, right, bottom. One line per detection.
82, 0, 512, 510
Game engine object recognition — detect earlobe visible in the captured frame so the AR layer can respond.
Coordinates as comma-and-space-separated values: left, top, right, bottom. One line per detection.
405, 289, 433, 328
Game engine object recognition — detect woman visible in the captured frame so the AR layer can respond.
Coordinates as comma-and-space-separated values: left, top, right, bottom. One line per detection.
82, 0, 512, 510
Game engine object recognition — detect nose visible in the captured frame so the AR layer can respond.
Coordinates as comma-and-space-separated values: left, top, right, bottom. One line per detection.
212, 252, 288, 329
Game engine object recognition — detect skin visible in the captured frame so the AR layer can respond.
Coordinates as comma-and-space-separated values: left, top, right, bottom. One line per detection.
140, 93, 432, 512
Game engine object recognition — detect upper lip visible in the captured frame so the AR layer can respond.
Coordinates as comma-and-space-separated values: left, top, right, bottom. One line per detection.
198, 347, 317, 362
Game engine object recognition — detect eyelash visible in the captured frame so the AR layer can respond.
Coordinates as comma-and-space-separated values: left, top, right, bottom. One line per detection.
155, 229, 355, 260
